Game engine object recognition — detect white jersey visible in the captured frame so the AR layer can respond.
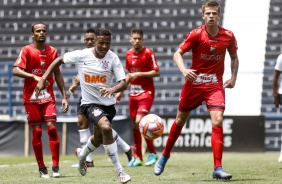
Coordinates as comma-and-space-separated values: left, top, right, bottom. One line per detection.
275, 54, 282, 94
64, 48, 126, 106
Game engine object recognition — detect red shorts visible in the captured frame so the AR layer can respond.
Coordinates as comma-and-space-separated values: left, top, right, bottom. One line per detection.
179, 82, 225, 112
129, 93, 154, 118
24, 102, 57, 126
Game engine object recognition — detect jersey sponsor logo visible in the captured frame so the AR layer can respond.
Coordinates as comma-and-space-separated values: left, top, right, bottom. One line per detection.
84, 74, 106, 83
32, 69, 46, 74
200, 53, 222, 61
101, 60, 110, 70
132, 55, 138, 58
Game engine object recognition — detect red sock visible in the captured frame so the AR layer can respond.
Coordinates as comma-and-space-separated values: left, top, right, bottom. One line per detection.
211, 126, 223, 169
145, 138, 156, 154
133, 129, 143, 160
47, 125, 60, 167
162, 121, 183, 157
32, 128, 46, 168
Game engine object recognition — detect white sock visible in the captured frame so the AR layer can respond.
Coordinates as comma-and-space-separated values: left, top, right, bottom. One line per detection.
103, 141, 123, 172
79, 128, 93, 162
80, 136, 98, 159
112, 129, 130, 152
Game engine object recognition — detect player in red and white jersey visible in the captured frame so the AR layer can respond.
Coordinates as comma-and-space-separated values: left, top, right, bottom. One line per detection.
35, 28, 131, 184
115, 28, 160, 167
13, 22, 69, 178
154, 0, 239, 180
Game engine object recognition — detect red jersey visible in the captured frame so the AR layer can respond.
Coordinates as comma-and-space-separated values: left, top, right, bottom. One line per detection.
180, 25, 238, 85
126, 47, 159, 97
14, 44, 59, 104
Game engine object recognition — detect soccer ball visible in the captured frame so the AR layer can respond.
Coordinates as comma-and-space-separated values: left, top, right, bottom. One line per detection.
139, 114, 164, 140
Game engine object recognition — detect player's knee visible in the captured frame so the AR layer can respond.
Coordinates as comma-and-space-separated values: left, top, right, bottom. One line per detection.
47, 125, 59, 141
32, 127, 42, 139
213, 116, 223, 126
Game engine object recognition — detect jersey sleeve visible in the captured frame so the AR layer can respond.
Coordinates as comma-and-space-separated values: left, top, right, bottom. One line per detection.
14, 47, 27, 69
179, 30, 198, 52
275, 54, 282, 71
63, 50, 82, 64
227, 32, 238, 55
147, 49, 159, 71
113, 55, 126, 82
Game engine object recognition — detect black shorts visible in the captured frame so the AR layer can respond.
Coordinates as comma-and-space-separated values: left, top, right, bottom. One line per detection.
77, 96, 83, 115
80, 104, 116, 127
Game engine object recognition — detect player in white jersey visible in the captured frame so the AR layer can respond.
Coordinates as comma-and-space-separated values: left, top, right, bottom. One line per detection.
273, 53, 282, 162
35, 28, 131, 184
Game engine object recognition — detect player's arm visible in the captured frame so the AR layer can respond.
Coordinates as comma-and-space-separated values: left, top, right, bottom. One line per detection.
173, 48, 197, 82
69, 75, 80, 95
35, 55, 64, 97
223, 53, 239, 89
99, 79, 127, 98
127, 70, 160, 83
273, 69, 281, 108
54, 70, 69, 112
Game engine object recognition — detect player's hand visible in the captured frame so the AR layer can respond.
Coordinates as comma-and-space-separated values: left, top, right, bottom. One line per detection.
69, 84, 78, 95
35, 78, 47, 97
33, 75, 50, 86
99, 87, 114, 98
61, 98, 69, 113
223, 79, 236, 88
183, 69, 197, 82
115, 92, 123, 103
127, 73, 139, 82
273, 95, 280, 108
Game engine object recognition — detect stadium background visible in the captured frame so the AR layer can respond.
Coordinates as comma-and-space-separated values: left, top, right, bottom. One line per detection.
0, 0, 281, 155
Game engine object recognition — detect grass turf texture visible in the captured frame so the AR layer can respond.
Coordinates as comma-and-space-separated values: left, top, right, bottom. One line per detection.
0, 152, 281, 184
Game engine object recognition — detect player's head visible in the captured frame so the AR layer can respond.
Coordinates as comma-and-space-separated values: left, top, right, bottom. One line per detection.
31, 22, 47, 43
130, 28, 144, 52
84, 28, 96, 48
93, 28, 111, 59
201, 0, 221, 26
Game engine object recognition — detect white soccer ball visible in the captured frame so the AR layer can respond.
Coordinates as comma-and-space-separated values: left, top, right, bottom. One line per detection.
139, 114, 164, 140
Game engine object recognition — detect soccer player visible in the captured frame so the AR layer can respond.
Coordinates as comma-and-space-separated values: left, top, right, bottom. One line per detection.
115, 28, 160, 167
153, 0, 239, 180
13, 22, 69, 178
272, 53, 282, 162
35, 28, 131, 183
69, 29, 134, 168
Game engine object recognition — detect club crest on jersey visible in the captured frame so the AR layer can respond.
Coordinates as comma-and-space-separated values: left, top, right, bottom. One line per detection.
101, 60, 110, 70
92, 109, 102, 117
210, 46, 216, 53
40, 61, 46, 67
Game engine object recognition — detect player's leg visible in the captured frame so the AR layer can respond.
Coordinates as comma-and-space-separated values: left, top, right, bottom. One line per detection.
75, 97, 94, 167
112, 128, 133, 163
154, 110, 190, 175
77, 113, 94, 167
128, 98, 143, 166
25, 103, 49, 178
44, 102, 61, 178
99, 117, 130, 183
136, 97, 159, 166
207, 85, 232, 180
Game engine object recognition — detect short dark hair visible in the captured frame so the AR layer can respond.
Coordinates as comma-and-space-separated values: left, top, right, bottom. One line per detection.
85, 28, 96, 34
130, 28, 143, 37
95, 28, 112, 37
31, 22, 47, 33
202, 0, 221, 14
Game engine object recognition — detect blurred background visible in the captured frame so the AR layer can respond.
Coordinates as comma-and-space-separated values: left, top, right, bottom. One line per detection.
0, 0, 281, 156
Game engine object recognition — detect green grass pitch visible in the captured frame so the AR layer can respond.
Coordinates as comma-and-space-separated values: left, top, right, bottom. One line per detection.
0, 152, 281, 184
